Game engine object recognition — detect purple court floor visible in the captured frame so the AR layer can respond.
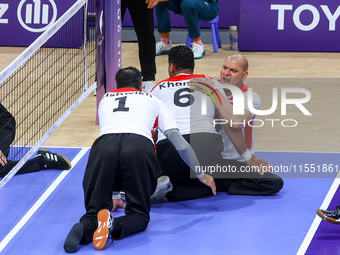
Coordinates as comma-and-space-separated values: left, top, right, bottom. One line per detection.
0, 147, 339, 255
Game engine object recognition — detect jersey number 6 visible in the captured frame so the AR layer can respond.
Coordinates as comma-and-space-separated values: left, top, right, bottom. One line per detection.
174, 88, 195, 107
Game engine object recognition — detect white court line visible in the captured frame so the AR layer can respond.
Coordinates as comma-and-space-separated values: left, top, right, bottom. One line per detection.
296, 173, 340, 255
258, 149, 340, 254
0, 147, 89, 253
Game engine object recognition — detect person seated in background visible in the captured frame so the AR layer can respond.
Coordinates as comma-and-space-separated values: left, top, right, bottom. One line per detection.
155, 0, 219, 59
0, 102, 71, 178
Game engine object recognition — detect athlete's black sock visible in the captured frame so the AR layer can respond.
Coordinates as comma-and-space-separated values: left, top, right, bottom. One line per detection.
64, 223, 84, 253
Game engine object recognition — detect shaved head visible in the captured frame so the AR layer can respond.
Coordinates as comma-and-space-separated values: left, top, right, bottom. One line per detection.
226, 54, 248, 72
220, 54, 249, 88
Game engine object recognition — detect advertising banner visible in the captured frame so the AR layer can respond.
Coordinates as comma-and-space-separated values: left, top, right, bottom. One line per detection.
239, 0, 340, 52
0, 0, 82, 47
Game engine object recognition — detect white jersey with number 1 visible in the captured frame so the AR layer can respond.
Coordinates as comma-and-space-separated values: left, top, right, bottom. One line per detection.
98, 88, 177, 143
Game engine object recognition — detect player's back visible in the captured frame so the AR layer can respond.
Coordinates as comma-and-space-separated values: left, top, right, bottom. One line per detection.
98, 88, 162, 142
151, 74, 217, 141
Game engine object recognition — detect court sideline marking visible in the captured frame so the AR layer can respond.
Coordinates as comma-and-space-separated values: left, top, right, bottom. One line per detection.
296, 173, 340, 255
0, 147, 89, 253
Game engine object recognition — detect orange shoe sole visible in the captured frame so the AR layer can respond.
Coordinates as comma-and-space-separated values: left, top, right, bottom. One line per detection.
93, 209, 111, 250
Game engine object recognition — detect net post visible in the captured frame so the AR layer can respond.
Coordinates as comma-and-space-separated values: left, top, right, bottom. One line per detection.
95, 0, 121, 124
83, 0, 89, 91
95, 0, 105, 125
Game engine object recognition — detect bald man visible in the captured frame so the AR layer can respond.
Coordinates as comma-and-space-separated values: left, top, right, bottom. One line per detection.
189, 53, 283, 195
218, 54, 283, 195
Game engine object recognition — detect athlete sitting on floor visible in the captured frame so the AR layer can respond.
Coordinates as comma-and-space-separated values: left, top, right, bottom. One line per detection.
0, 102, 71, 178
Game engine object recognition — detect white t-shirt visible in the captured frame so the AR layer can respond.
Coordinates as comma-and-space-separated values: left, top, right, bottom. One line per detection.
98, 88, 177, 143
220, 84, 261, 161
151, 73, 218, 142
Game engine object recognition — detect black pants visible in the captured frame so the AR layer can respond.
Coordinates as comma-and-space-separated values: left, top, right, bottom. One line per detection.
156, 133, 283, 201
0, 158, 43, 178
121, 0, 156, 81
79, 133, 160, 244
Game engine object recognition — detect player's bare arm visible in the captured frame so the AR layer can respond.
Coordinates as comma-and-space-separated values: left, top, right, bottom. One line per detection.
164, 128, 217, 195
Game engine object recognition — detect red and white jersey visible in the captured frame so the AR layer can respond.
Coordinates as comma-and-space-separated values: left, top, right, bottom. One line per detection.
220, 84, 261, 161
151, 73, 218, 142
98, 88, 177, 143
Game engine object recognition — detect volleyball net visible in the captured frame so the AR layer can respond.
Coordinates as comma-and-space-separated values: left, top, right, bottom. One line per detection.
0, 0, 98, 189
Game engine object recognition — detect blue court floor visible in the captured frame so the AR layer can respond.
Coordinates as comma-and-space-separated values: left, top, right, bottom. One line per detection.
0, 148, 339, 255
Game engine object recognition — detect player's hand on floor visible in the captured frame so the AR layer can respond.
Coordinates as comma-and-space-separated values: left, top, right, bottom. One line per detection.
0, 150, 7, 166
245, 155, 273, 176
199, 173, 216, 195
111, 198, 126, 212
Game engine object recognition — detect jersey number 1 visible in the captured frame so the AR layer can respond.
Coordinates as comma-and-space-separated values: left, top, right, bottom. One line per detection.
113, 96, 129, 112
